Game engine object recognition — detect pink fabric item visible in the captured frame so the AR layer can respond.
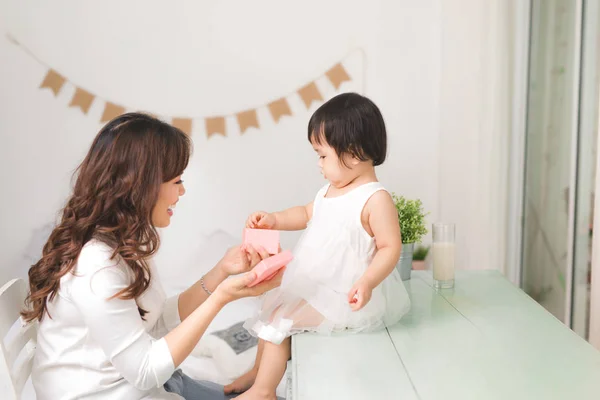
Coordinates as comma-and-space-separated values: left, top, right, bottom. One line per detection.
248, 250, 293, 288
242, 228, 280, 254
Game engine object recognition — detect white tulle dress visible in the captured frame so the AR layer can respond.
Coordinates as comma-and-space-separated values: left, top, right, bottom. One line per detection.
243, 182, 411, 344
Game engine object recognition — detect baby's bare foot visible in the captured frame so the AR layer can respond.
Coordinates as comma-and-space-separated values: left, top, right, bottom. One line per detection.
224, 368, 258, 395
233, 385, 277, 400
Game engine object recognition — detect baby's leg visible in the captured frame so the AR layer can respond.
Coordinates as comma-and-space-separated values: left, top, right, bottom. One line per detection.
234, 337, 290, 400
224, 339, 264, 394
287, 299, 326, 330
226, 295, 286, 395
235, 302, 325, 399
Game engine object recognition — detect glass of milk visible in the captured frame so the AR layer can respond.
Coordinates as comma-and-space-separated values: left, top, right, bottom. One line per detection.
432, 223, 456, 289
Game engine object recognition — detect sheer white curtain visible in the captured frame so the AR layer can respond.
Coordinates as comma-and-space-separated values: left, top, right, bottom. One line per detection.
437, 0, 514, 272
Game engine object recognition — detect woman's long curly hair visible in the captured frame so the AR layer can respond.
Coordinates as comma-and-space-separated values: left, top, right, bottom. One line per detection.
21, 113, 191, 322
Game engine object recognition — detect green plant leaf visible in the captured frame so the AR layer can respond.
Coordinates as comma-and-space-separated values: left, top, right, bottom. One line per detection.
392, 193, 429, 244
413, 245, 429, 261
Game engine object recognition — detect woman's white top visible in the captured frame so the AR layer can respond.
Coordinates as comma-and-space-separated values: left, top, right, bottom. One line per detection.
32, 239, 183, 399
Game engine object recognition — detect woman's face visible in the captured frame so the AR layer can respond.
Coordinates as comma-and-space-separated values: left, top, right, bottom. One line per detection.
152, 175, 186, 228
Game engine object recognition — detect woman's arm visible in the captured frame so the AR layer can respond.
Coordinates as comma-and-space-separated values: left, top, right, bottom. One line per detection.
176, 261, 228, 321
164, 271, 281, 366
176, 244, 270, 321
72, 253, 281, 390
72, 265, 177, 390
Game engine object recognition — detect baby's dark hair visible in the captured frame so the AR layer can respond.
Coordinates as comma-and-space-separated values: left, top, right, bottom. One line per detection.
308, 92, 387, 166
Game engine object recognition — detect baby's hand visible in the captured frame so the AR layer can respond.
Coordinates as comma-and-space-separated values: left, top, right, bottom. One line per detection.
348, 279, 373, 311
246, 211, 276, 229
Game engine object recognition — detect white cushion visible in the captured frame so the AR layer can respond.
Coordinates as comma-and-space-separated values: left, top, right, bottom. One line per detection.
193, 297, 261, 378
157, 229, 238, 296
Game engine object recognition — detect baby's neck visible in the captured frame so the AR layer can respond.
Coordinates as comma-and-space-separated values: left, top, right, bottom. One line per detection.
336, 168, 378, 190
355, 163, 377, 181
353, 170, 378, 185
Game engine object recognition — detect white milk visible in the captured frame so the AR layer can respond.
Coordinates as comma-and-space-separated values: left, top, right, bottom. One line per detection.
432, 242, 455, 281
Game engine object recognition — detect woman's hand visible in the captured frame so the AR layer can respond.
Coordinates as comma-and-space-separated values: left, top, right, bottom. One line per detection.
165, 266, 284, 368
218, 244, 270, 276
214, 268, 285, 305
246, 211, 277, 229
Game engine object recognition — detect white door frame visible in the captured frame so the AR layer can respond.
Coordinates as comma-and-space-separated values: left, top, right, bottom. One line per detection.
589, 16, 600, 348
590, 96, 600, 350
564, 0, 584, 327
507, 0, 584, 329
505, 0, 531, 287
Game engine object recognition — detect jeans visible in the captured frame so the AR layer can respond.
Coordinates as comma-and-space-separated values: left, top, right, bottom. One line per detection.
163, 369, 285, 400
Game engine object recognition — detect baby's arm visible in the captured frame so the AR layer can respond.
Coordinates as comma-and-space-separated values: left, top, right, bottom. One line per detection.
247, 202, 313, 231
349, 191, 402, 310
363, 191, 402, 286
273, 202, 313, 230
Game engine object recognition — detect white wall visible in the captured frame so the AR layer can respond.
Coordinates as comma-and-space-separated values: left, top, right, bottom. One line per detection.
0, 0, 515, 286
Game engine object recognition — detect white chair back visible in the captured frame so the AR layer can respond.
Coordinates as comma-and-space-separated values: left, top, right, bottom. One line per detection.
0, 279, 37, 400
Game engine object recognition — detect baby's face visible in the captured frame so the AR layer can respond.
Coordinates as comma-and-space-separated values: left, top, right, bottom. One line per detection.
311, 141, 356, 188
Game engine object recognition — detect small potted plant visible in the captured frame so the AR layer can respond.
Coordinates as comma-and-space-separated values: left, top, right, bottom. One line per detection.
392, 194, 428, 280
412, 245, 429, 270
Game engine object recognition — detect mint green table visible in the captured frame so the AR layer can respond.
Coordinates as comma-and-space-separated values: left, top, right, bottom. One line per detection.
289, 271, 600, 400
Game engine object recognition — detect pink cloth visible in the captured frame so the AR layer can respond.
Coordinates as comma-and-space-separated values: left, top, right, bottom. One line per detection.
242, 228, 280, 254
248, 250, 293, 287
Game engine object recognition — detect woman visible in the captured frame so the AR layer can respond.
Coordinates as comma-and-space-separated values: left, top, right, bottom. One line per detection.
22, 113, 281, 399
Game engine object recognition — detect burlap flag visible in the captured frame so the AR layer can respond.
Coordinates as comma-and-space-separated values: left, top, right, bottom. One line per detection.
268, 98, 292, 123
101, 102, 125, 123
298, 82, 322, 109
69, 87, 94, 114
172, 118, 192, 136
40, 69, 65, 96
206, 116, 226, 138
326, 63, 351, 89
236, 109, 259, 133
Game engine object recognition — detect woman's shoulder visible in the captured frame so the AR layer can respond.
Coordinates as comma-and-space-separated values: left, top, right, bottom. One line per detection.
67, 239, 132, 299
75, 239, 124, 275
